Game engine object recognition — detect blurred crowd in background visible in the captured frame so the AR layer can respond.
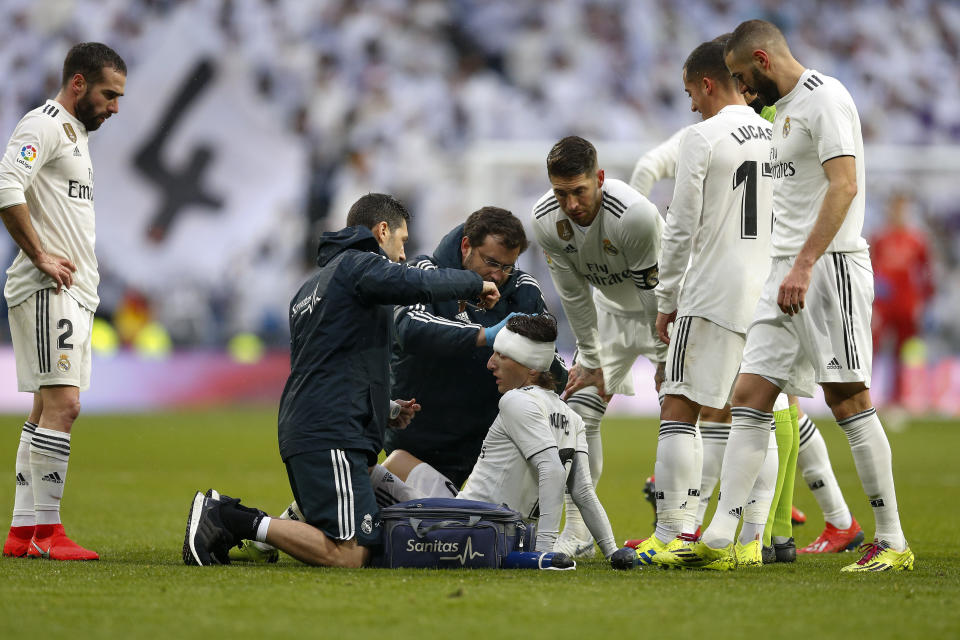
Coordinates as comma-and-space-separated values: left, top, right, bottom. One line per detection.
0, 0, 958, 384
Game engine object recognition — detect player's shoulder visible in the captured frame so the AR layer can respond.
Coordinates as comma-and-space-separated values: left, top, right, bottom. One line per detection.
499, 386, 542, 412
603, 179, 659, 230
796, 70, 855, 109
532, 190, 561, 225
510, 269, 543, 297
16, 102, 65, 136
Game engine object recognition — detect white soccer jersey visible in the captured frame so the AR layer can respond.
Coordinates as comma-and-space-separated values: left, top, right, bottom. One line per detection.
770, 69, 867, 257
657, 105, 774, 333
629, 126, 687, 197
458, 385, 588, 520
532, 178, 662, 369
0, 100, 99, 311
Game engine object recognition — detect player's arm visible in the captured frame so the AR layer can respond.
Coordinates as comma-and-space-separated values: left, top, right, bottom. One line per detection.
655, 128, 709, 342
528, 447, 566, 552
0, 203, 76, 293
778, 154, 857, 315
566, 451, 617, 558
0, 116, 76, 293
618, 197, 663, 295
532, 224, 601, 369
394, 302, 484, 354
629, 127, 686, 197
354, 257, 496, 308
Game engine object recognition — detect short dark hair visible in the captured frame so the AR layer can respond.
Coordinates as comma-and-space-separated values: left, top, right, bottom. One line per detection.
61, 42, 126, 88
346, 193, 410, 231
546, 136, 598, 178
684, 40, 734, 87
506, 313, 558, 389
463, 206, 528, 253
724, 19, 789, 61
506, 313, 557, 343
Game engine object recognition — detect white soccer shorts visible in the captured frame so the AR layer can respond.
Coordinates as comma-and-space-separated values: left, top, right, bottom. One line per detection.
661, 316, 745, 409
9, 289, 93, 392
406, 461, 460, 498
740, 251, 874, 397
596, 308, 667, 397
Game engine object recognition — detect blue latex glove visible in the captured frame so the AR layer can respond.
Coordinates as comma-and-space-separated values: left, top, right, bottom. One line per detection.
484, 312, 521, 346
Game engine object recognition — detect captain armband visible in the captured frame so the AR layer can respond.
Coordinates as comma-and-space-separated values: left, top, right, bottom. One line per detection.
630, 264, 660, 290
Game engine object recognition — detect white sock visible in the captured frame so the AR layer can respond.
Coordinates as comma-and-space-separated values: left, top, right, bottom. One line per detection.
563, 387, 606, 541
30, 427, 71, 526
281, 501, 303, 521
369, 463, 421, 507
739, 428, 778, 545
702, 407, 773, 549
12, 421, 37, 528
696, 421, 729, 528
798, 415, 851, 529
654, 421, 700, 543
837, 408, 905, 550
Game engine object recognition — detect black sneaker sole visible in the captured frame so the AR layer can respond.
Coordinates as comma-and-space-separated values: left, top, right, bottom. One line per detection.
183, 491, 207, 566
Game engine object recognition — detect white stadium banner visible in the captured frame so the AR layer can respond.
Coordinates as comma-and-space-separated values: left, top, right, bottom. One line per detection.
92, 8, 306, 292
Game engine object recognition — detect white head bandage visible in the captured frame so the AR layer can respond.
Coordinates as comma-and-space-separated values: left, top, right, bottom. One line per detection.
493, 328, 555, 372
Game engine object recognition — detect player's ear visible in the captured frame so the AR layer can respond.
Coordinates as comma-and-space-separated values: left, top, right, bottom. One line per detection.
372, 220, 389, 244
461, 235, 472, 260
702, 76, 713, 95
752, 49, 770, 71
596, 169, 604, 188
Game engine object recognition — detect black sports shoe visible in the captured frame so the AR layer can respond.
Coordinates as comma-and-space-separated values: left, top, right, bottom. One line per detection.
610, 546, 638, 570
183, 490, 236, 566
762, 544, 776, 564
774, 537, 796, 563
642, 476, 657, 527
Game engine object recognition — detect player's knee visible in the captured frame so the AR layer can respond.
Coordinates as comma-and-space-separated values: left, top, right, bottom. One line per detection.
382, 449, 422, 481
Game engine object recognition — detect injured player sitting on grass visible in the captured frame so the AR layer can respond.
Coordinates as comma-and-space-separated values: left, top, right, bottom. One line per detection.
244, 314, 618, 561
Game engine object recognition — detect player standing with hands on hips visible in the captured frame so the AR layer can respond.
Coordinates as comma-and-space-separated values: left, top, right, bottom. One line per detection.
1, 43, 126, 561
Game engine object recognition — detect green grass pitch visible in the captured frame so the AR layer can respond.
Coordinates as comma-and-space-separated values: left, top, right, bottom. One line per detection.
1, 409, 958, 639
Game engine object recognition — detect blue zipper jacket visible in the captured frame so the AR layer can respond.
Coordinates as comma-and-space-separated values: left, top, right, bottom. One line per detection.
278, 225, 483, 463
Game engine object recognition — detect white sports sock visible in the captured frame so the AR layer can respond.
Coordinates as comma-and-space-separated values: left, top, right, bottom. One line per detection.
654, 421, 700, 543
837, 408, 905, 550
12, 421, 37, 528
369, 463, 421, 507
280, 500, 303, 521
702, 407, 773, 549
696, 421, 729, 528
739, 429, 778, 545
29, 427, 71, 526
255, 516, 271, 543
797, 415, 851, 529
563, 388, 606, 541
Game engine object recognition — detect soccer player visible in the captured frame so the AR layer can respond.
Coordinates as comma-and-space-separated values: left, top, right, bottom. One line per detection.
626, 39, 776, 567
1, 43, 126, 561
629, 40, 863, 562
532, 136, 664, 557
387, 314, 617, 557
182, 194, 500, 568
660, 19, 913, 572
383, 207, 566, 492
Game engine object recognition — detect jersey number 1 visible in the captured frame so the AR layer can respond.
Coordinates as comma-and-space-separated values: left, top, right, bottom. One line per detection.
733, 160, 771, 239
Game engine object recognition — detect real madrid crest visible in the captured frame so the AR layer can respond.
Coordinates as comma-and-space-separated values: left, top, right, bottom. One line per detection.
556, 219, 573, 241
57, 354, 71, 372
361, 513, 373, 534
63, 123, 77, 143
602, 238, 619, 256
782, 116, 791, 138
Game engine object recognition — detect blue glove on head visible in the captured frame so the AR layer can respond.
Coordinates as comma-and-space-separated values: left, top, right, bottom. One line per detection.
484, 312, 521, 346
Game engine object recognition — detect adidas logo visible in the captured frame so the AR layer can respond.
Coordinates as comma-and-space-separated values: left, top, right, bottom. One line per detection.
870, 498, 885, 508
728, 506, 743, 518
41, 472, 64, 484
16, 472, 28, 486
654, 491, 665, 500
809, 479, 825, 490
688, 489, 700, 497
73, 146, 81, 157
563, 244, 578, 254
826, 357, 841, 370
455, 311, 470, 322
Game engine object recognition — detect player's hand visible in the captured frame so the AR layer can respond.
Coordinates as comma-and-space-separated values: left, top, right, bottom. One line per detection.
562, 363, 606, 400
33, 252, 77, 294
778, 261, 813, 316
478, 281, 500, 309
656, 310, 677, 344
653, 361, 666, 393
388, 398, 421, 430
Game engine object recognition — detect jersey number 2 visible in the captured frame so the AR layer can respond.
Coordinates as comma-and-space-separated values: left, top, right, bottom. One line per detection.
733, 160, 771, 239
57, 319, 73, 350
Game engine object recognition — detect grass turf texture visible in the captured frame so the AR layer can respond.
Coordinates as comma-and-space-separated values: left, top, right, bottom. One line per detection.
1, 410, 958, 639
